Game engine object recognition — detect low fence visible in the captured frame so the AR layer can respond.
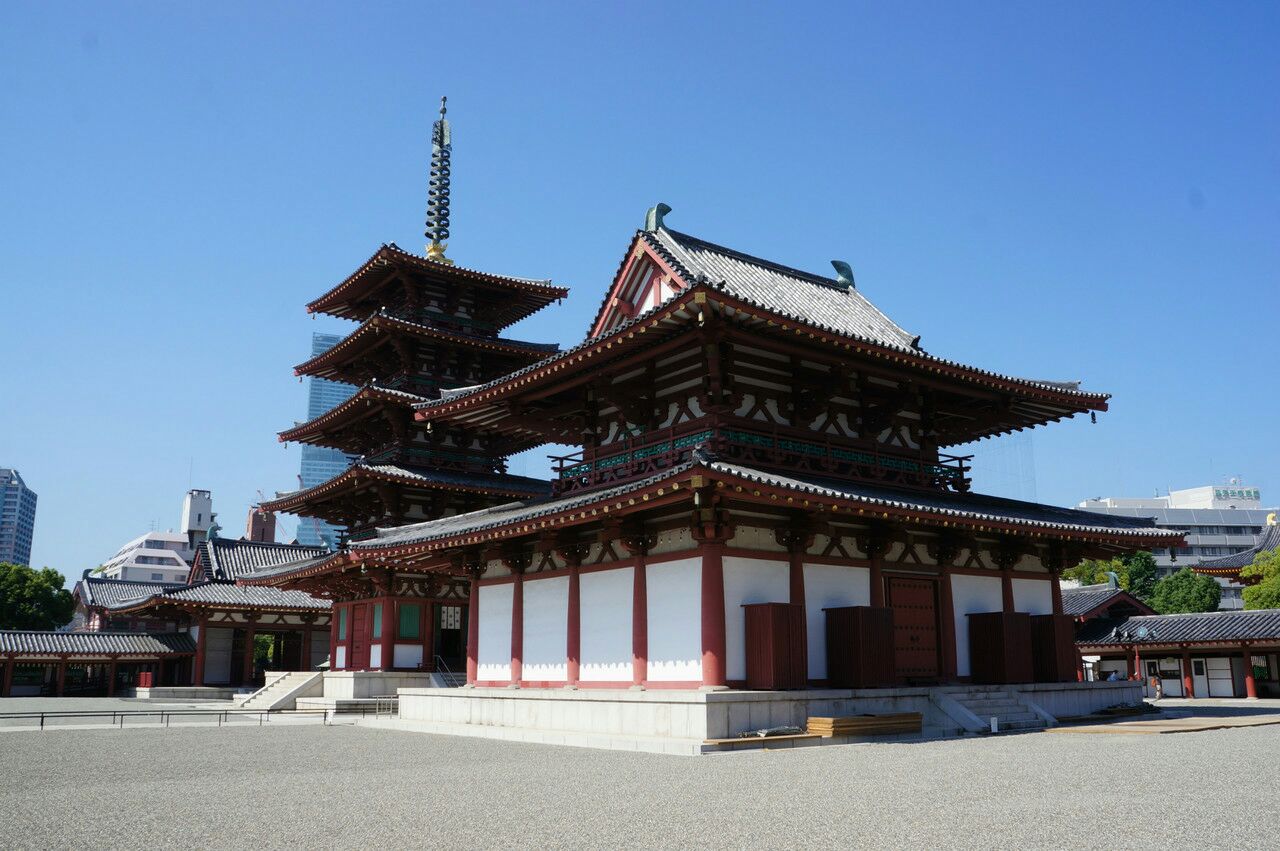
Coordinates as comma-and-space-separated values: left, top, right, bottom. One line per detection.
0, 704, 392, 731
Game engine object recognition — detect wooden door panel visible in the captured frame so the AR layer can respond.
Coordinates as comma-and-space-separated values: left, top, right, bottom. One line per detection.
888, 577, 940, 680
351, 605, 369, 670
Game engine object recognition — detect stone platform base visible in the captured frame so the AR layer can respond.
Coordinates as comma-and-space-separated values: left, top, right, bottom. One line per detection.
321, 671, 434, 699
130, 686, 241, 701
391, 681, 1143, 755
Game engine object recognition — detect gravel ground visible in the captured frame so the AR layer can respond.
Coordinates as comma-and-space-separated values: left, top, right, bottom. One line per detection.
1, 723, 1272, 850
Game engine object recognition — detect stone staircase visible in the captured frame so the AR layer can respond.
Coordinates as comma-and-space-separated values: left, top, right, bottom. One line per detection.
432, 671, 467, 688
950, 690, 1049, 733
237, 671, 324, 711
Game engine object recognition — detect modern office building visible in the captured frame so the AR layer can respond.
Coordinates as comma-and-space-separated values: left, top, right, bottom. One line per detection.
1077, 483, 1275, 610
0, 469, 38, 566
295, 332, 357, 548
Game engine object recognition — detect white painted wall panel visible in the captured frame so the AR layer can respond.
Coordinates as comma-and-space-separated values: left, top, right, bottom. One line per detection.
523, 575, 569, 681
369, 645, 382, 670
950, 574, 1003, 677
723, 557, 789, 681
393, 644, 423, 669
580, 566, 633, 682
1011, 577, 1054, 615
803, 564, 871, 679
646, 557, 702, 682
203, 628, 232, 684
335, 645, 347, 669
477, 583, 514, 681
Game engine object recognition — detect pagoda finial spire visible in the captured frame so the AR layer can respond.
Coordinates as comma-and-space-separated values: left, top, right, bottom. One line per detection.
425, 95, 454, 264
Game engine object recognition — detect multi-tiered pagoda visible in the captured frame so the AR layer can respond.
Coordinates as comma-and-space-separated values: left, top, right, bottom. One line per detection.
258, 100, 566, 674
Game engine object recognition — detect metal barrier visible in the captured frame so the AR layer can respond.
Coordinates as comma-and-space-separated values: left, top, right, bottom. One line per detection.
0, 706, 384, 730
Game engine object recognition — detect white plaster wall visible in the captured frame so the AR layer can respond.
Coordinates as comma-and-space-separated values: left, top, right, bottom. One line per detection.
723, 557, 790, 681
477, 583, 514, 681
803, 564, 871, 679
1012, 577, 1054, 615
335, 645, 347, 669
394, 644, 424, 669
203, 628, 232, 684
523, 575, 569, 681
369, 645, 382, 669
950, 574, 1003, 677
646, 557, 703, 681
580, 566, 633, 682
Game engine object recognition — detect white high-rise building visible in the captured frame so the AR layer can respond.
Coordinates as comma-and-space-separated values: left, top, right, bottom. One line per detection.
1077, 481, 1274, 610
97, 531, 194, 583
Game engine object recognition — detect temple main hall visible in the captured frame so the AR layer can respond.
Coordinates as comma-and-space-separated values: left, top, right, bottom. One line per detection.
245, 102, 1183, 747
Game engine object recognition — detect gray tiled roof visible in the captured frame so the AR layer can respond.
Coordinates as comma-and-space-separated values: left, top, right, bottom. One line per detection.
645, 228, 919, 351
196, 538, 330, 581
1058, 583, 1156, 618
341, 458, 1171, 554
146, 582, 329, 610
710, 462, 1168, 537
77, 574, 186, 608
1197, 523, 1280, 571
1076, 609, 1280, 647
0, 631, 196, 656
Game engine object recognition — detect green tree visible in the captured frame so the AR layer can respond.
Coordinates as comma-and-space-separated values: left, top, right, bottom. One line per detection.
1241, 549, 1280, 610
0, 563, 76, 630
1062, 558, 1126, 587
1123, 551, 1159, 601
1149, 568, 1222, 614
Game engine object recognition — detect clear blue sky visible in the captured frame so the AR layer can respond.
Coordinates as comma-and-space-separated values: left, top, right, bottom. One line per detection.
2, 2, 1277, 582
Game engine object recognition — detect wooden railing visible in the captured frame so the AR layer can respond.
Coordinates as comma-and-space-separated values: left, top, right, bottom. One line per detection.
550, 420, 971, 496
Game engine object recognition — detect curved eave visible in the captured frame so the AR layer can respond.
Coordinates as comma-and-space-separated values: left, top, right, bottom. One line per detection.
305, 244, 568, 326
106, 596, 328, 616
413, 284, 1111, 439
260, 465, 548, 516
294, 314, 557, 380
279, 386, 421, 445
339, 463, 1180, 568
238, 553, 351, 587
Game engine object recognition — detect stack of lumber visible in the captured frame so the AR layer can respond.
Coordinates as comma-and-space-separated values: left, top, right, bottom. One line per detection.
806, 712, 922, 737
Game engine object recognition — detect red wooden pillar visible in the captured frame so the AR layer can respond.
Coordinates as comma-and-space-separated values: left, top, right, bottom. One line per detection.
194, 616, 208, 686
700, 538, 728, 688
421, 602, 434, 672
56, 659, 67, 697
1, 656, 14, 697
1182, 652, 1195, 698
106, 657, 118, 697
242, 621, 257, 685
632, 546, 648, 687
1125, 647, 1136, 680
566, 560, 581, 687
869, 553, 884, 608
1243, 645, 1258, 699
1050, 572, 1064, 615
510, 569, 524, 686
382, 597, 396, 672
466, 574, 480, 685
1001, 569, 1016, 614
329, 605, 340, 671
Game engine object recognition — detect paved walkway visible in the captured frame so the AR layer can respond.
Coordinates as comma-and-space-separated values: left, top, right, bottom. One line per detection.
1, 723, 1273, 849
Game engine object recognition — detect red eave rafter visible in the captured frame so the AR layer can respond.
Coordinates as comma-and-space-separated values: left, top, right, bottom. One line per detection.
306, 245, 567, 317
417, 285, 1111, 427
259, 465, 546, 515
279, 386, 418, 444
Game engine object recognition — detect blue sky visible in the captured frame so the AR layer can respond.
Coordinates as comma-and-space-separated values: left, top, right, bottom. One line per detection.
2, 2, 1277, 581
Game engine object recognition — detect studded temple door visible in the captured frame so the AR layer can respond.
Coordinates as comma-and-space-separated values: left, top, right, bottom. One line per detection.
886, 577, 941, 682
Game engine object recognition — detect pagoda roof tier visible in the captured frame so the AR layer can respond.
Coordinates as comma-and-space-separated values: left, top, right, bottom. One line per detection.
307, 243, 568, 328
245, 456, 1181, 586
259, 461, 550, 521
1193, 522, 1280, 580
414, 276, 1111, 449
279, 384, 425, 448
294, 312, 559, 386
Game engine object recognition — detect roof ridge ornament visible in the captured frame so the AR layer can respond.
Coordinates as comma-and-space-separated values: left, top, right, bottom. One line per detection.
830, 260, 855, 290
644, 202, 671, 233
425, 96, 454, 265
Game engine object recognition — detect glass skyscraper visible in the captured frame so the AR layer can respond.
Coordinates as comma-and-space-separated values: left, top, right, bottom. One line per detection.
295, 333, 357, 548
0, 468, 38, 566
